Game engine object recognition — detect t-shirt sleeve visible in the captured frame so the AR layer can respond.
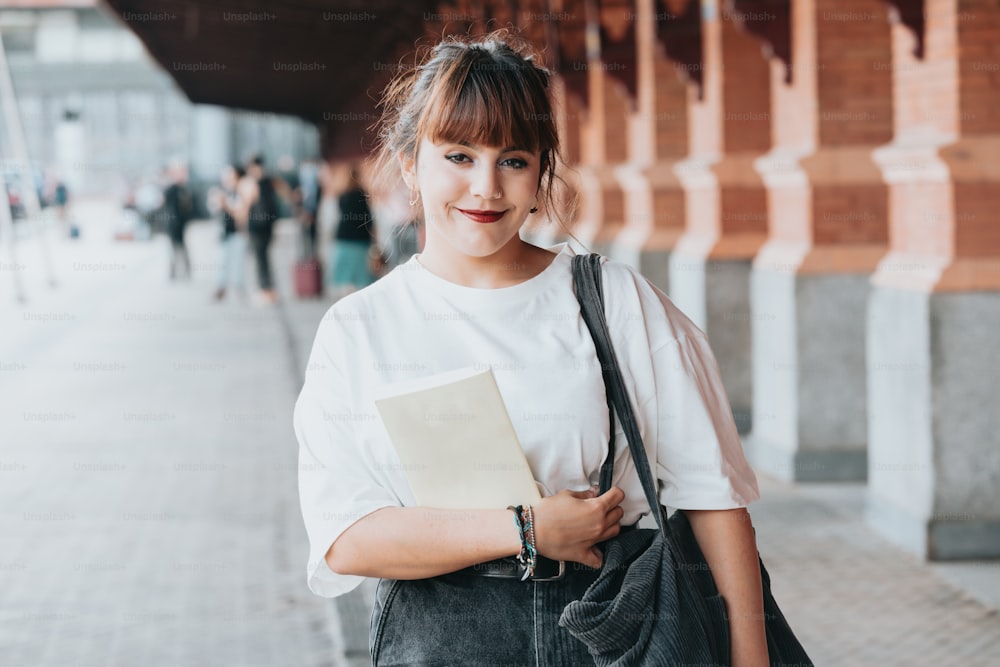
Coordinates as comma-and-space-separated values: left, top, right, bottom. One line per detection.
293, 318, 400, 598
642, 282, 760, 510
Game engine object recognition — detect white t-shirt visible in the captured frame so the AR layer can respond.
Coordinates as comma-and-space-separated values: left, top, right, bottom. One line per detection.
294, 241, 760, 598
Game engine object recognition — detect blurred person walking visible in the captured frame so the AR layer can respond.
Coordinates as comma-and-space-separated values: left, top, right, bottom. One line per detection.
297, 156, 320, 258
42, 169, 73, 237
326, 165, 377, 299
211, 164, 249, 302
315, 161, 339, 262
245, 155, 280, 305
291, 156, 324, 299
163, 161, 195, 281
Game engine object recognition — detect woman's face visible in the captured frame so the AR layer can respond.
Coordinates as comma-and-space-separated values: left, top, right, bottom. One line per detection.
404, 136, 541, 259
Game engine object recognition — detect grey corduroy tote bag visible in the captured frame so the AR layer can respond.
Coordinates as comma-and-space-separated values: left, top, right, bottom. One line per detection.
560, 253, 812, 667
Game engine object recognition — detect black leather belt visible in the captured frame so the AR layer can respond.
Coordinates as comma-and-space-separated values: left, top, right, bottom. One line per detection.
463, 554, 566, 581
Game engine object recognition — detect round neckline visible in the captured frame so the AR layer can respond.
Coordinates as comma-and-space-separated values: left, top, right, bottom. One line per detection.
406, 241, 572, 303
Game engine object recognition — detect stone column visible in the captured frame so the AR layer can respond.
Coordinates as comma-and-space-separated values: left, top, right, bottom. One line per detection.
573, 3, 631, 256
747, 0, 894, 481
613, 0, 691, 291
867, 0, 1000, 559
667, 3, 771, 432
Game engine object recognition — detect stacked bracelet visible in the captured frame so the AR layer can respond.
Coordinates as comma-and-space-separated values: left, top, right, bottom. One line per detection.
506, 504, 537, 580
521, 505, 538, 580
507, 504, 527, 564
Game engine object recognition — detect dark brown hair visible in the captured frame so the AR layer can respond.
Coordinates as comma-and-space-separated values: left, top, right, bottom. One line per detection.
370, 29, 572, 224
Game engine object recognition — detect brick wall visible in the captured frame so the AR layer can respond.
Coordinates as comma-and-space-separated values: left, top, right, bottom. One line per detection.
815, 0, 893, 146
722, 18, 771, 154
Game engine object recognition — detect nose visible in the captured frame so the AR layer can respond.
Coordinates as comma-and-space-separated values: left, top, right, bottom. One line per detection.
469, 162, 501, 201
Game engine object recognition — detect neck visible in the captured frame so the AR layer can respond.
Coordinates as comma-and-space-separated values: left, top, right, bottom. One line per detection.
418, 237, 543, 289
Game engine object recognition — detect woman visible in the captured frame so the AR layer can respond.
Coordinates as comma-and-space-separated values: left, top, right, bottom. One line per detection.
213, 164, 248, 302
326, 164, 378, 298
294, 31, 769, 666
163, 161, 194, 281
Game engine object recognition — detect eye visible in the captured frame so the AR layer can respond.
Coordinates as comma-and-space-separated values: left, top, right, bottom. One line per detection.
445, 153, 471, 164
500, 157, 528, 169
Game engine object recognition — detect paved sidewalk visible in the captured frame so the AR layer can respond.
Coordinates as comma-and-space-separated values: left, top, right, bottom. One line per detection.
1, 209, 341, 665
750, 478, 1000, 665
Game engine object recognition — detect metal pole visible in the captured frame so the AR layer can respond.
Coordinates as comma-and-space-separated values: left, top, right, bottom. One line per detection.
0, 29, 57, 289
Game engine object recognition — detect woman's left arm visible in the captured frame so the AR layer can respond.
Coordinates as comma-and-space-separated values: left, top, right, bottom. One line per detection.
687, 507, 769, 667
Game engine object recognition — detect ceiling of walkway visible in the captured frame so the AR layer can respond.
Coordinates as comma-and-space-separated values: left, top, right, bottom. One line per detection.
104, 0, 439, 158
103, 0, 752, 160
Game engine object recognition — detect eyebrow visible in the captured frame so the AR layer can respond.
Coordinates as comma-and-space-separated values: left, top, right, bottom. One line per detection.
456, 141, 524, 153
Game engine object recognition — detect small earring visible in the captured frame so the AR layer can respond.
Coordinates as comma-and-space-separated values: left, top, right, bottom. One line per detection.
408, 190, 419, 206
530, 206, 538, 214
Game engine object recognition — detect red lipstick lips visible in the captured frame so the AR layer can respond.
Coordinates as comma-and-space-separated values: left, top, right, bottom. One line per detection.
458, 208, 506, 223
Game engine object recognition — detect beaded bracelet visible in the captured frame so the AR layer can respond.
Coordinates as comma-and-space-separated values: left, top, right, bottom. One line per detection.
506, 504, 539, 580
521, 505, 538, 580
507, 504, 528, 565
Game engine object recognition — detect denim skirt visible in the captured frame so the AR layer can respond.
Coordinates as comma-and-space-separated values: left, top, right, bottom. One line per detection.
370, 565, 600, 666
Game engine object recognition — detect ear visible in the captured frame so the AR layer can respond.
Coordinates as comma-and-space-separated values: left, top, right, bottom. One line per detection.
397, 151, 417, 190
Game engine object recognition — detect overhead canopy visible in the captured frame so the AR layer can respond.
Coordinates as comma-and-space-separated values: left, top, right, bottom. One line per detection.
103, 0, 439, 159
104, 0, 721, 160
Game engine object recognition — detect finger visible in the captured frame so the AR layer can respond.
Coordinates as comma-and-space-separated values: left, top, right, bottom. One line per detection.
602, 507, 621, 527
597, 486, 625, 508
567, 488, 598, 500
576, 549, 601, 570
600, 522, 621, 542
603, 508, 624, 532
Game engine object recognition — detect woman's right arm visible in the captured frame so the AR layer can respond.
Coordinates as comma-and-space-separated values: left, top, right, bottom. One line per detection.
327, 487, 626, 579
296, 324, 624, 588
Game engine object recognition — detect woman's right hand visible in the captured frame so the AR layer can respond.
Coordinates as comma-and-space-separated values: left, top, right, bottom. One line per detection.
532, 486, 625, 569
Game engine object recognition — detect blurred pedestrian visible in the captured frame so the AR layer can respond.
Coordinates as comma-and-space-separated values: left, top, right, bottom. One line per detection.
297, 156, 320, 259
246, 155, 279, 305
315, 161, 339, 264
163, 161, 195, 281
326, 165, 377, 299
212, 164, 248, 302
42, 168, 72, 237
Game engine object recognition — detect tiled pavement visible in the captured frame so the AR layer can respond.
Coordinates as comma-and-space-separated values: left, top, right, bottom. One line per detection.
751, 478, 1000, 665
2, 202, 999, 665
1, 208, 338, 665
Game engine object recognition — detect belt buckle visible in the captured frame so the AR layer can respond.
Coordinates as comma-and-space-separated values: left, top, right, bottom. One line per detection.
529, 559, 566, 582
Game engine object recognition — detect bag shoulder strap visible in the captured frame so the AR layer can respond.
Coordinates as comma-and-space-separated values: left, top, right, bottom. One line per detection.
572, 253, 669, 538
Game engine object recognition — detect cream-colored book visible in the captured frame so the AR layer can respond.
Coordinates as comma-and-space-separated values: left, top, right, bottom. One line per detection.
373, 366, 542, 509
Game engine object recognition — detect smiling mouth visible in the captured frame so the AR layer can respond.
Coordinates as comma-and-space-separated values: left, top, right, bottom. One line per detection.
458, 208, 507, 223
